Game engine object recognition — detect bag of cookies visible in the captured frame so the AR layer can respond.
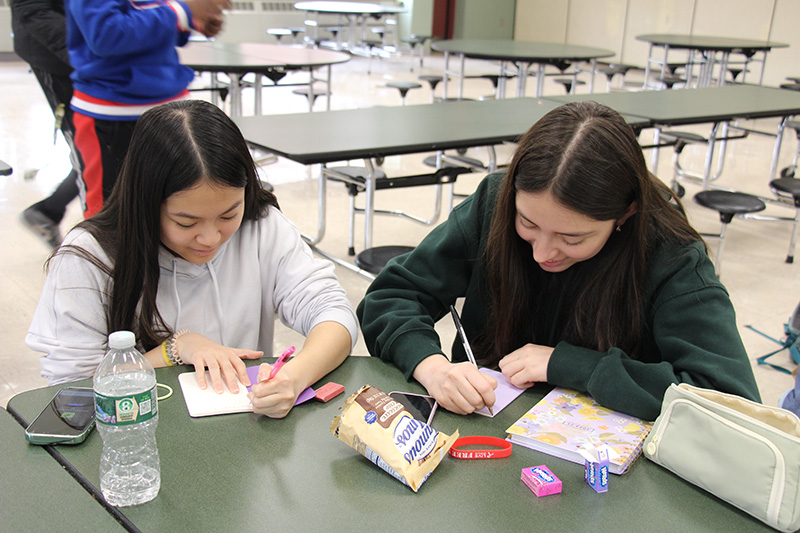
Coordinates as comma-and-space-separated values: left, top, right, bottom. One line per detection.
330, 385, 458, 492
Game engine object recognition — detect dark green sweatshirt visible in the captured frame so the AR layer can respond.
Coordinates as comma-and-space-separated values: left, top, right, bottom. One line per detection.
357, 172, 761, 420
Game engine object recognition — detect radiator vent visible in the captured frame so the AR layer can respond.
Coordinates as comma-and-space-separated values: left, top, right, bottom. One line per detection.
230, 2, 296, 12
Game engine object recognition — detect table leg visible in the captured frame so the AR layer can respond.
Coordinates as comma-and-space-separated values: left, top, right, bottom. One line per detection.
770, 116, 789, 182
302, 163, 328, 246
325, 65, 332, 111
210, 73, 220, 107
442, 51, 450, 99
518, 62, 531, 98
230, 73, 242, 116
534, 63, 544, 97
458, 54, 465, 100
363, 158, 377, 250
255, 74, 262, 115
701, 122, 720, 190
497, 60, 507, 99
348, 15, 357, 50
650, 127, 662, 170
643, 43, 654, 90
718, 51, 730, 86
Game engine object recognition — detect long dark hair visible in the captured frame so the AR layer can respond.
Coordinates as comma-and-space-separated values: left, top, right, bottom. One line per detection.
51, 99, 278, 349
481, 101, 702, 360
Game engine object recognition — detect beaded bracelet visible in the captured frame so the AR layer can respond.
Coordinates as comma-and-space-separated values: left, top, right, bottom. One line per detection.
161, 341, 174, 367
166, 329, 189, 366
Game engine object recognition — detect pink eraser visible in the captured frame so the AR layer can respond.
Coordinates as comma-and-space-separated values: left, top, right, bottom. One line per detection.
315, 382, 345, 402
521, 465, 562, 497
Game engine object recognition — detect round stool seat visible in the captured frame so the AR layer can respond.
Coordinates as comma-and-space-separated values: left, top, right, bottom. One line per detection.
771, 177, 800, 197
385, 81, 423, 98
355, 245, 414, 274
694, 190, 766, 223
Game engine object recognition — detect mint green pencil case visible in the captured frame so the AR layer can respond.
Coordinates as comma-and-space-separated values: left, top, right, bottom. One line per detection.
644, 383, 800, 532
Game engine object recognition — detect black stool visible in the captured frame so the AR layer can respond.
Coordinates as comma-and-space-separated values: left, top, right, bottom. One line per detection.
779, 120, 800, 179
693, 190, 766, 276
402, 34, 431, 69
355, 245, 414, 274
292, 87, 326, 110
418, 74, 444, 102
385, 81, 422, 105
769, 177, 800, 263
553, 78, 586, 94
0, 159, 12, 176
596, 63, 638, 91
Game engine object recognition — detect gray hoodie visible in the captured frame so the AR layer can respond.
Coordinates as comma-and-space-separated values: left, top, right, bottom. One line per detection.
28, 206, 358, 384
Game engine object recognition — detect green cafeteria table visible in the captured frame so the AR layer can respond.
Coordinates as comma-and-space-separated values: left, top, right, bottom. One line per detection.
0, 406, 123, 531
544, 84, 800, 190
6, 357, 773, 532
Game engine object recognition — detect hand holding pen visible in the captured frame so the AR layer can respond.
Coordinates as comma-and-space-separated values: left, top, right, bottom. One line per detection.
263, 345, 295, 382
249, 346, 298, 417
449, 305, 495, 415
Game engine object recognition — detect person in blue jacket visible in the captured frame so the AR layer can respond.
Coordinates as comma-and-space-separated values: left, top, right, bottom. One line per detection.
66, 0, 230, 217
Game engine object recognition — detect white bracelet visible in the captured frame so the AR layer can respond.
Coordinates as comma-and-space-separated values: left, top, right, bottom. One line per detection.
167, 329, 189, 365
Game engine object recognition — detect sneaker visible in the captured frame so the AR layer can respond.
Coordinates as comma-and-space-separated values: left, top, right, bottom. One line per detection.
20, 206, 62, 249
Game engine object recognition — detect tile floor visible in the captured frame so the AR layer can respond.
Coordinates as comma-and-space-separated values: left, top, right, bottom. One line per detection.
2, 49, 799, 410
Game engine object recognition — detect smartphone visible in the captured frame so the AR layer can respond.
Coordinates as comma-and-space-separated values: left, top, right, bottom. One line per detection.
25, 387, 96, 445
389, 391, 437, 426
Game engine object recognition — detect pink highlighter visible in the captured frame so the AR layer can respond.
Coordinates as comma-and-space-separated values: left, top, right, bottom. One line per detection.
264, 346, 296, 382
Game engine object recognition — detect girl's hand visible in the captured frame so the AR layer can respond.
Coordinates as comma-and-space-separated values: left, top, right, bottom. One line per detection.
412, 354, 497, 415
248, 363, 300, 418
176, 333, 263, 394
498, 343, 554, 389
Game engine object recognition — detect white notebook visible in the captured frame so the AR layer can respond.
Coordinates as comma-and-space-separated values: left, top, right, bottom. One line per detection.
178, 369, 317, 417
178, 371, 253, 417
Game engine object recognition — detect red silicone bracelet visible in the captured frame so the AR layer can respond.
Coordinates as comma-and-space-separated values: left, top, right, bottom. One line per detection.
449, 436, 513, 459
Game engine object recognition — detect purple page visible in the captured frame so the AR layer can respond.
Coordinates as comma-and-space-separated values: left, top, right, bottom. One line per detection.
246, 365, 316, 405
476, 368, 525, 417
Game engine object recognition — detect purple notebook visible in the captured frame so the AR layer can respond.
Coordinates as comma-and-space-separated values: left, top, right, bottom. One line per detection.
246, 365, 316, 404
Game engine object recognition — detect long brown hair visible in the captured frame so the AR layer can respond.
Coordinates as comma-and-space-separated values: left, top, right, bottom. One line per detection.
481, 101, 702, 361
50, 100, 279, 349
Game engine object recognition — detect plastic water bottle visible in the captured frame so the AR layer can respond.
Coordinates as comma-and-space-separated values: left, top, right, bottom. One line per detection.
93, 330, 160, 506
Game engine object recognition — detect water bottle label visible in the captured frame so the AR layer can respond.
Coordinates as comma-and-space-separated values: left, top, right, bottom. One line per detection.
95, 387, 158, 426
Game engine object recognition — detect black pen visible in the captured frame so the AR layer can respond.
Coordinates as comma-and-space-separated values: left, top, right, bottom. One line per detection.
449, 304, 494, 415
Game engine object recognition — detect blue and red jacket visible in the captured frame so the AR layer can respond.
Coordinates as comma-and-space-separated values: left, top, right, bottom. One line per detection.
65, 0, 195, 120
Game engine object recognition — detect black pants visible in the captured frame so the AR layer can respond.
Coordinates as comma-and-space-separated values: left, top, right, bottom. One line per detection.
29, 67, 80, 224
73, 112, 136, 218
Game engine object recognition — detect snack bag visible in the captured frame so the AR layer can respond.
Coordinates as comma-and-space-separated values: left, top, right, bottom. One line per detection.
330, 385, 458, 492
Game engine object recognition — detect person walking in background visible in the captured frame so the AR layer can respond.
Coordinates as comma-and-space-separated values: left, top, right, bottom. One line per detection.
12, 0, 80, 249
66, 0, 230, 218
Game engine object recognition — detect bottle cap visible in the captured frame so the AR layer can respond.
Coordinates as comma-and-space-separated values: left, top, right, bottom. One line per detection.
108, 330, 136, 349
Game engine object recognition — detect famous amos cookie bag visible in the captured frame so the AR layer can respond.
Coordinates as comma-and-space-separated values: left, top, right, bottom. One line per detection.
330, 385, 458, 492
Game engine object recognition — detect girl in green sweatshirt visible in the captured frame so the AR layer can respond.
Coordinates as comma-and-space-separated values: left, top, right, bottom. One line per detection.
357, 101, 760, 421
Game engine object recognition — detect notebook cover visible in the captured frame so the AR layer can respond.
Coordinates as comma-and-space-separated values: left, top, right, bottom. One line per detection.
505, 387, 652, 474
